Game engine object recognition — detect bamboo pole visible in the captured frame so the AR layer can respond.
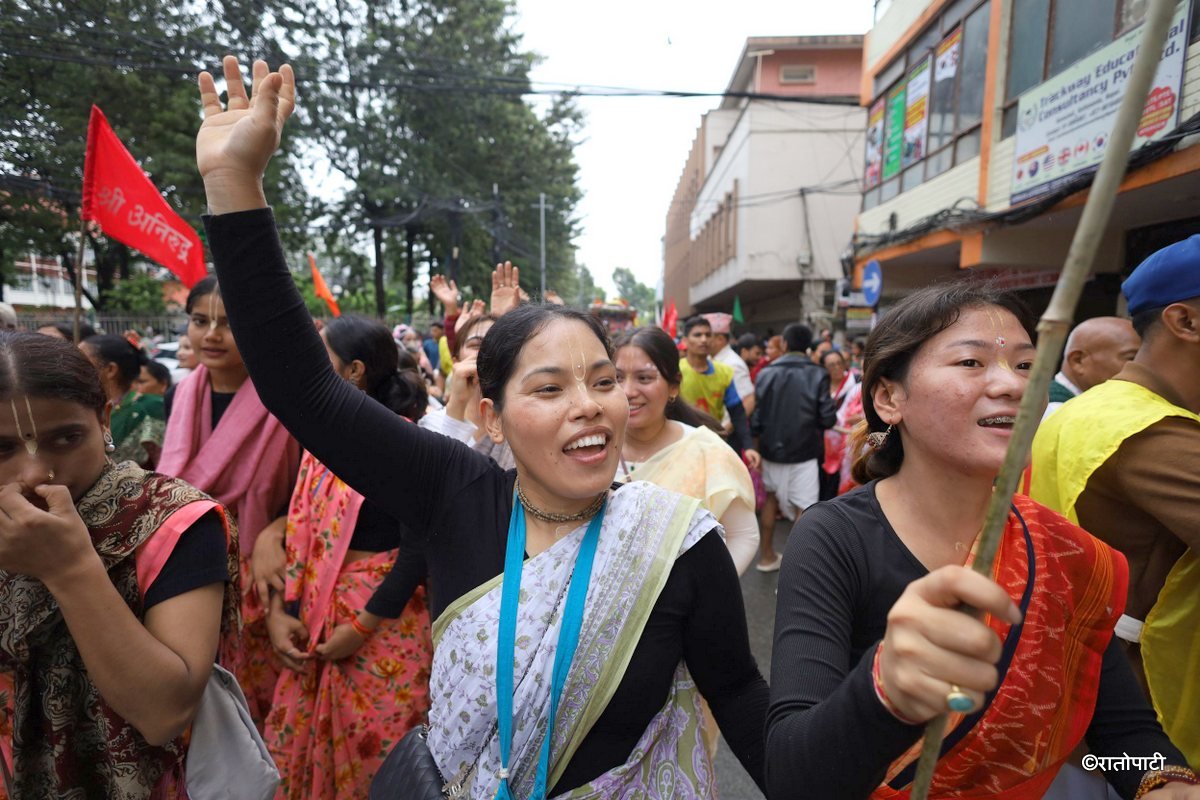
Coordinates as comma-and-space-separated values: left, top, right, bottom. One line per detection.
73, 215, 87, 343
909, 1, 1179, 797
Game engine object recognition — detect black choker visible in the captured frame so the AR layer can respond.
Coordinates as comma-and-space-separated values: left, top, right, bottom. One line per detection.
515, 479, 607, 523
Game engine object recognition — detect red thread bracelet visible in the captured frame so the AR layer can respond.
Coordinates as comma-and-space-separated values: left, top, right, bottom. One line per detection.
350, 615, 375, 639
873, 643, 922, 725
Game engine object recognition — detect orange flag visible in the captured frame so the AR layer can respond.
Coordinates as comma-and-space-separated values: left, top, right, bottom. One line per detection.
309, 252, 340, 317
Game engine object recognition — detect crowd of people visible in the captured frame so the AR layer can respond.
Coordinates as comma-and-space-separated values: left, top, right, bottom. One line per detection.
0, 55, 1196, 800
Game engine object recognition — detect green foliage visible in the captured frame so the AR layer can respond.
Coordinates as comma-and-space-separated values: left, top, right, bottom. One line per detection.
99, 272, 167, 314
282, 0, 583, 307
0, 0, 581, 318
0, 0, 315, 306
612, 267, 655, 317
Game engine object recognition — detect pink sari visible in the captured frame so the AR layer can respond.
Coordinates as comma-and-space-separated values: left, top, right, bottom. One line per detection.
159, 366, 301, 724
265, 452, 432, 799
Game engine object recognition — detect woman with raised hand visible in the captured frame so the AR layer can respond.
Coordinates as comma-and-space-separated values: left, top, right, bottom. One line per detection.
194, 57, 767, 798
80, 333, 166, 468
613, 326, 760, 575
159, 274, 302, 724
258, 314, 432, 799
0, 331, 235, 798
766, 283, 1199, 799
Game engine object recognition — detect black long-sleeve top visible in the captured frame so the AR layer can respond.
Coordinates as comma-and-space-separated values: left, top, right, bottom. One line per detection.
767, 481, 1190, 800
206, 208, 769, 794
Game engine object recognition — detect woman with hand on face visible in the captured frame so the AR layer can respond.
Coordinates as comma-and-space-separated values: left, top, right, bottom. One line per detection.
0, 332, 235, 798
80, 334, 167, 469
193, 57, 768, 798
613, 326, 760, 575
766, 283, 1199, 799
255, 314, 432, 799
158, 275, 302, 724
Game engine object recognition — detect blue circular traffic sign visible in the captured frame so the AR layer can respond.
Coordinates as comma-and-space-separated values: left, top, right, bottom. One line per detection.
861, 260, 883, 307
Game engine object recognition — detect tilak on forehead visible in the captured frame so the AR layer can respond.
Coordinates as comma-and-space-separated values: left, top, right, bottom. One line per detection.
568, 332, 589, 398
206, 290, 221, 335
984, 307, 1008, 348
10, 396, 39, 455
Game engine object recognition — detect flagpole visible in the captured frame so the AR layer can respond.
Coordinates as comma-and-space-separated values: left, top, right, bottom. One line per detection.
73, 215, 87, 343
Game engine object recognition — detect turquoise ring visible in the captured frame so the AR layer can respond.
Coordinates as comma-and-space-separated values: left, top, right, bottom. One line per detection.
946, 685, 975, 713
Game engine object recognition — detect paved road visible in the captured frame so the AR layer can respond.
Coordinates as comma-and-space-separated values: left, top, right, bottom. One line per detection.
713, 518, 793, 800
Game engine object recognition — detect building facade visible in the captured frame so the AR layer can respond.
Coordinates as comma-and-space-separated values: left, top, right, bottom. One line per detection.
854, 0, 1200, 319
663, 36, 866, 334
6, 252, 96, 312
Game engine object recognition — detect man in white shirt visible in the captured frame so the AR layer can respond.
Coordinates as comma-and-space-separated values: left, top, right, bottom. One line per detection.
705, 312, 756, 416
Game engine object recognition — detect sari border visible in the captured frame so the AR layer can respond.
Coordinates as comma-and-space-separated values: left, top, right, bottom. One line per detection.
548, 494, 701, 788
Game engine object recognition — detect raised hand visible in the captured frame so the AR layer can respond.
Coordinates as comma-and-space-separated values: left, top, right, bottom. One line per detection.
455, 299, 486, 336
544, 290, 565, 306
490, 261, 521, 316
196, 57, 296, 214
430, 274, 460, 315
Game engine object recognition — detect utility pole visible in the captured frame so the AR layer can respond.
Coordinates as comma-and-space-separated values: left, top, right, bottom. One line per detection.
491, 183, 501, 266
536, 192, 549, 297
448, 199, 463, 283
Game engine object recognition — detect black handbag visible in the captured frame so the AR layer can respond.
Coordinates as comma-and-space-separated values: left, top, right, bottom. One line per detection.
369, 725, 448, 800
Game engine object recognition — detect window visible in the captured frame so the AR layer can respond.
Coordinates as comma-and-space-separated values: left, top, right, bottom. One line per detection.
1002, 0, 1152, 137
957, 4, 990, 130
862, 0, 991, 205
780, 65, 816, 84
1050, 0, 1118, 75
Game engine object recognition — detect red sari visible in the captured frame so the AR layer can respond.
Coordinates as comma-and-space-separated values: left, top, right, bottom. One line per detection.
264, 452, 432, 799
874, 496, 1128, 799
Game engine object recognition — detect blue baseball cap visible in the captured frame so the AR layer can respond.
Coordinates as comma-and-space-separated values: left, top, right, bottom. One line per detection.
1122, 235, 1200, 315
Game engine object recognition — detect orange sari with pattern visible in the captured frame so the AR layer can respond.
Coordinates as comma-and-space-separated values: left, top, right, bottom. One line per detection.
874, 496, 1128, 800
264, 452, 432, 799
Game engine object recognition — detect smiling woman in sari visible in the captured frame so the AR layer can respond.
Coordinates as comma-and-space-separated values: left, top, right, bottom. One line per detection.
191, 57, 768, 799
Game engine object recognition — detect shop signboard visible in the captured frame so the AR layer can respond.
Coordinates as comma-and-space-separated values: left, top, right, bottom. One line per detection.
903, 57, 931, 168
1011, 2, 1190, 204
883, 82, 907, 181
865, 98, 886, 189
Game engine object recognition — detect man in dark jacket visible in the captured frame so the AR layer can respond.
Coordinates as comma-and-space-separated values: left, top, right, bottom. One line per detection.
751, 322, 837, 571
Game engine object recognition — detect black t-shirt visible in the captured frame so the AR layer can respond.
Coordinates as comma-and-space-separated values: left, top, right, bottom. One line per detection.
766, 482, 1188, 800
142, 509, 230, 610
163, 384, 236, 428
205, 208, 770, 795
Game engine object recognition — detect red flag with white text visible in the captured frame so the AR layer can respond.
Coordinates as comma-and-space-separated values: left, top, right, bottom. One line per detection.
81, 105, 206, 287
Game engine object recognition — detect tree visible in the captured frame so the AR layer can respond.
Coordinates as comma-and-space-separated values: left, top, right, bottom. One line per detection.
100, 272, 168, 315
279, 0, 583, 313
0, 0, 315, 307
612, 267, 656, 318
569, 264, 606, 306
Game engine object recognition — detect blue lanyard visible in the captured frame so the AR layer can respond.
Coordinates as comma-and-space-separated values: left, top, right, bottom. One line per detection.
495, 491, 606, 800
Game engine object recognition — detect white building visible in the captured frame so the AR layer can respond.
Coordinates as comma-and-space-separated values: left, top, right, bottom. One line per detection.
664, 35, 866, 333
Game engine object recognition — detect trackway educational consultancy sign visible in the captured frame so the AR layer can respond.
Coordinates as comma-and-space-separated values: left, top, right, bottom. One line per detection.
1011, 2, 1190, 204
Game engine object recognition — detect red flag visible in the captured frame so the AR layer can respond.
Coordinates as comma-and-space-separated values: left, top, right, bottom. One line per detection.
308, 252, 341, 317
661, 299, 678, 337
81, 105, 206, 287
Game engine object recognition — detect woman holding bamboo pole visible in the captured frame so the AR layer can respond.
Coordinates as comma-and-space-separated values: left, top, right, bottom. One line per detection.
765, 283, 1198, 800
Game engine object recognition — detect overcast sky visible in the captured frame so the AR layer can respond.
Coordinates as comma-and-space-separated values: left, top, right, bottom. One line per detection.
511, 1, 875, 296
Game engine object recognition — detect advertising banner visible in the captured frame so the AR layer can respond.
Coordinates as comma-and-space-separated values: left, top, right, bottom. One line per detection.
883, 82, 907, 181
1011, 2, 1190, 204
903, 58, 931, 167
864, 98, 886, 189
936, 27, 961, 82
